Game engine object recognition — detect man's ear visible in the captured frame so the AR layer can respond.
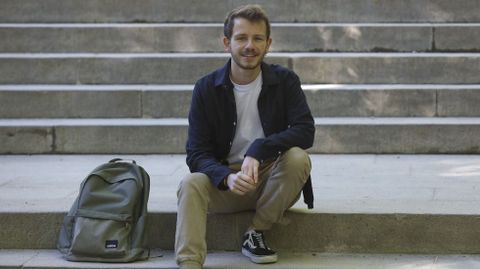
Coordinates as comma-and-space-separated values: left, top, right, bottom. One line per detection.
223, 37, 231, 52
265, 37, 272, 53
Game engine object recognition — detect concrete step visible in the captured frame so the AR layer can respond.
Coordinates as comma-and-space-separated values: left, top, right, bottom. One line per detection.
5, 249, 479, 269
2, 23, 479, 53
2, 249, 480, 269
1, 53, 480, 84
1, 0, 479, 23
2, 84, 480, 118
1, 117, 480, 154
3, 23, 479, 53
1, 154, 480, 253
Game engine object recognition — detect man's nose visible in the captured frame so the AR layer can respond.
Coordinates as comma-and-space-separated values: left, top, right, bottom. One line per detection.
245, 38, 255, 49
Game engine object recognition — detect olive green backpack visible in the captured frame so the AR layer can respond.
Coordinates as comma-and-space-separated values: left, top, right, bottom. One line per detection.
57, 159, 150, 262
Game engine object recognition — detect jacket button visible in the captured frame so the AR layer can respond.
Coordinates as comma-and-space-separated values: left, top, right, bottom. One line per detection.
233, 122, 236, 126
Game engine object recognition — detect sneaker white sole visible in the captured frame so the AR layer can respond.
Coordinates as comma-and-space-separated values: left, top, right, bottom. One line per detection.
241, 248, 278, 264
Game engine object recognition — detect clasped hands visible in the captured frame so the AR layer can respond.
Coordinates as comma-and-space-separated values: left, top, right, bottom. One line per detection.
226, 156, 259, 195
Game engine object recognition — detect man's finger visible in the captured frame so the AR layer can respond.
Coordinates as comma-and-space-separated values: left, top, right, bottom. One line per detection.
231, 188, 246, 196
238, 173, 255, 185
242, 166, 251, 177
236, 175, 257, 192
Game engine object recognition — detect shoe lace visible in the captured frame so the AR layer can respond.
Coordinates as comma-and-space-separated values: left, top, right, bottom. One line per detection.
252, 231, 267, 249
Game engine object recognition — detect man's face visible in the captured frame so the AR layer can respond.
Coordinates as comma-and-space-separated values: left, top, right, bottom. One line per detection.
224, 18, 272, 73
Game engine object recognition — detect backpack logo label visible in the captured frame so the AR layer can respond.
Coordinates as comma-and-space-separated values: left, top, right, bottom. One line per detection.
105, 240, 118, 249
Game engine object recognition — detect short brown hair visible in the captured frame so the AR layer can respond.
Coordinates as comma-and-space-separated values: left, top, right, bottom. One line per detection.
224, 4, 271, 40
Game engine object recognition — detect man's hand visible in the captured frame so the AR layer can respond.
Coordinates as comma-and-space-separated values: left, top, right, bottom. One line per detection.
241, 156, 260, 184
226, 172, 256, 195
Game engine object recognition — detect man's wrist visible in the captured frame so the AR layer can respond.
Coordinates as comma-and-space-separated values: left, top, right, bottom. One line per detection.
223, 176, 229, 189
218, 175, 230, 190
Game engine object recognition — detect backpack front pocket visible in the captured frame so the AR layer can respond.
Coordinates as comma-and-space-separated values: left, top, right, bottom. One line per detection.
69, 215, 131, 258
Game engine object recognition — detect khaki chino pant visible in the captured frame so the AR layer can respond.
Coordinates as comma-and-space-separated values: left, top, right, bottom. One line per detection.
175, 147, 312, 266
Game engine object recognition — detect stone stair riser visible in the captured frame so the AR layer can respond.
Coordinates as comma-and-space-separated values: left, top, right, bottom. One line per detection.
293, 56, 480, 84
3, 25, 480, 53
1, 0, 479, 23
314, 124, 480, 154
0, 25, 438, 53
0, 90, 142, 118
2, 212, 480, 254
438, 89, 480, 116
2, 88, 480, 118
0, 56, 289, 84
435, 26, 480, 52
1, 55, 480, 84
2, 124, 480, 154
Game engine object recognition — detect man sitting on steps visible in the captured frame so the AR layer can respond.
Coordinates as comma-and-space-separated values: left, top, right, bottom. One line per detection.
174, 4, 315, 269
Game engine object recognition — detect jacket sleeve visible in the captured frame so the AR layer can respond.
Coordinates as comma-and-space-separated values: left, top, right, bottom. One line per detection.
246, 72, 315, 162
185, 82, 232, 189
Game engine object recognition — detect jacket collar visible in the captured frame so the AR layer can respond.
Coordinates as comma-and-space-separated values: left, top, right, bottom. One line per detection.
214, 59, 280, 89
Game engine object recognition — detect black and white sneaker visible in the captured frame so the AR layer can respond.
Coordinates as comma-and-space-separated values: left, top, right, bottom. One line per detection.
241, 229, 278, 264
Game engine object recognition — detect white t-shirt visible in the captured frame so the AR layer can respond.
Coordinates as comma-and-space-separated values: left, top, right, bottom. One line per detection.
227, 73, 265, 164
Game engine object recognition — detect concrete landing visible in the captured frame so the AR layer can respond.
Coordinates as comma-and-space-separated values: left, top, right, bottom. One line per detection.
1, 154, 480, 214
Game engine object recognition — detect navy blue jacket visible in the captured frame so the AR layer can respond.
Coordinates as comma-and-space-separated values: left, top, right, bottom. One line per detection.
186, 60, 315, 208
